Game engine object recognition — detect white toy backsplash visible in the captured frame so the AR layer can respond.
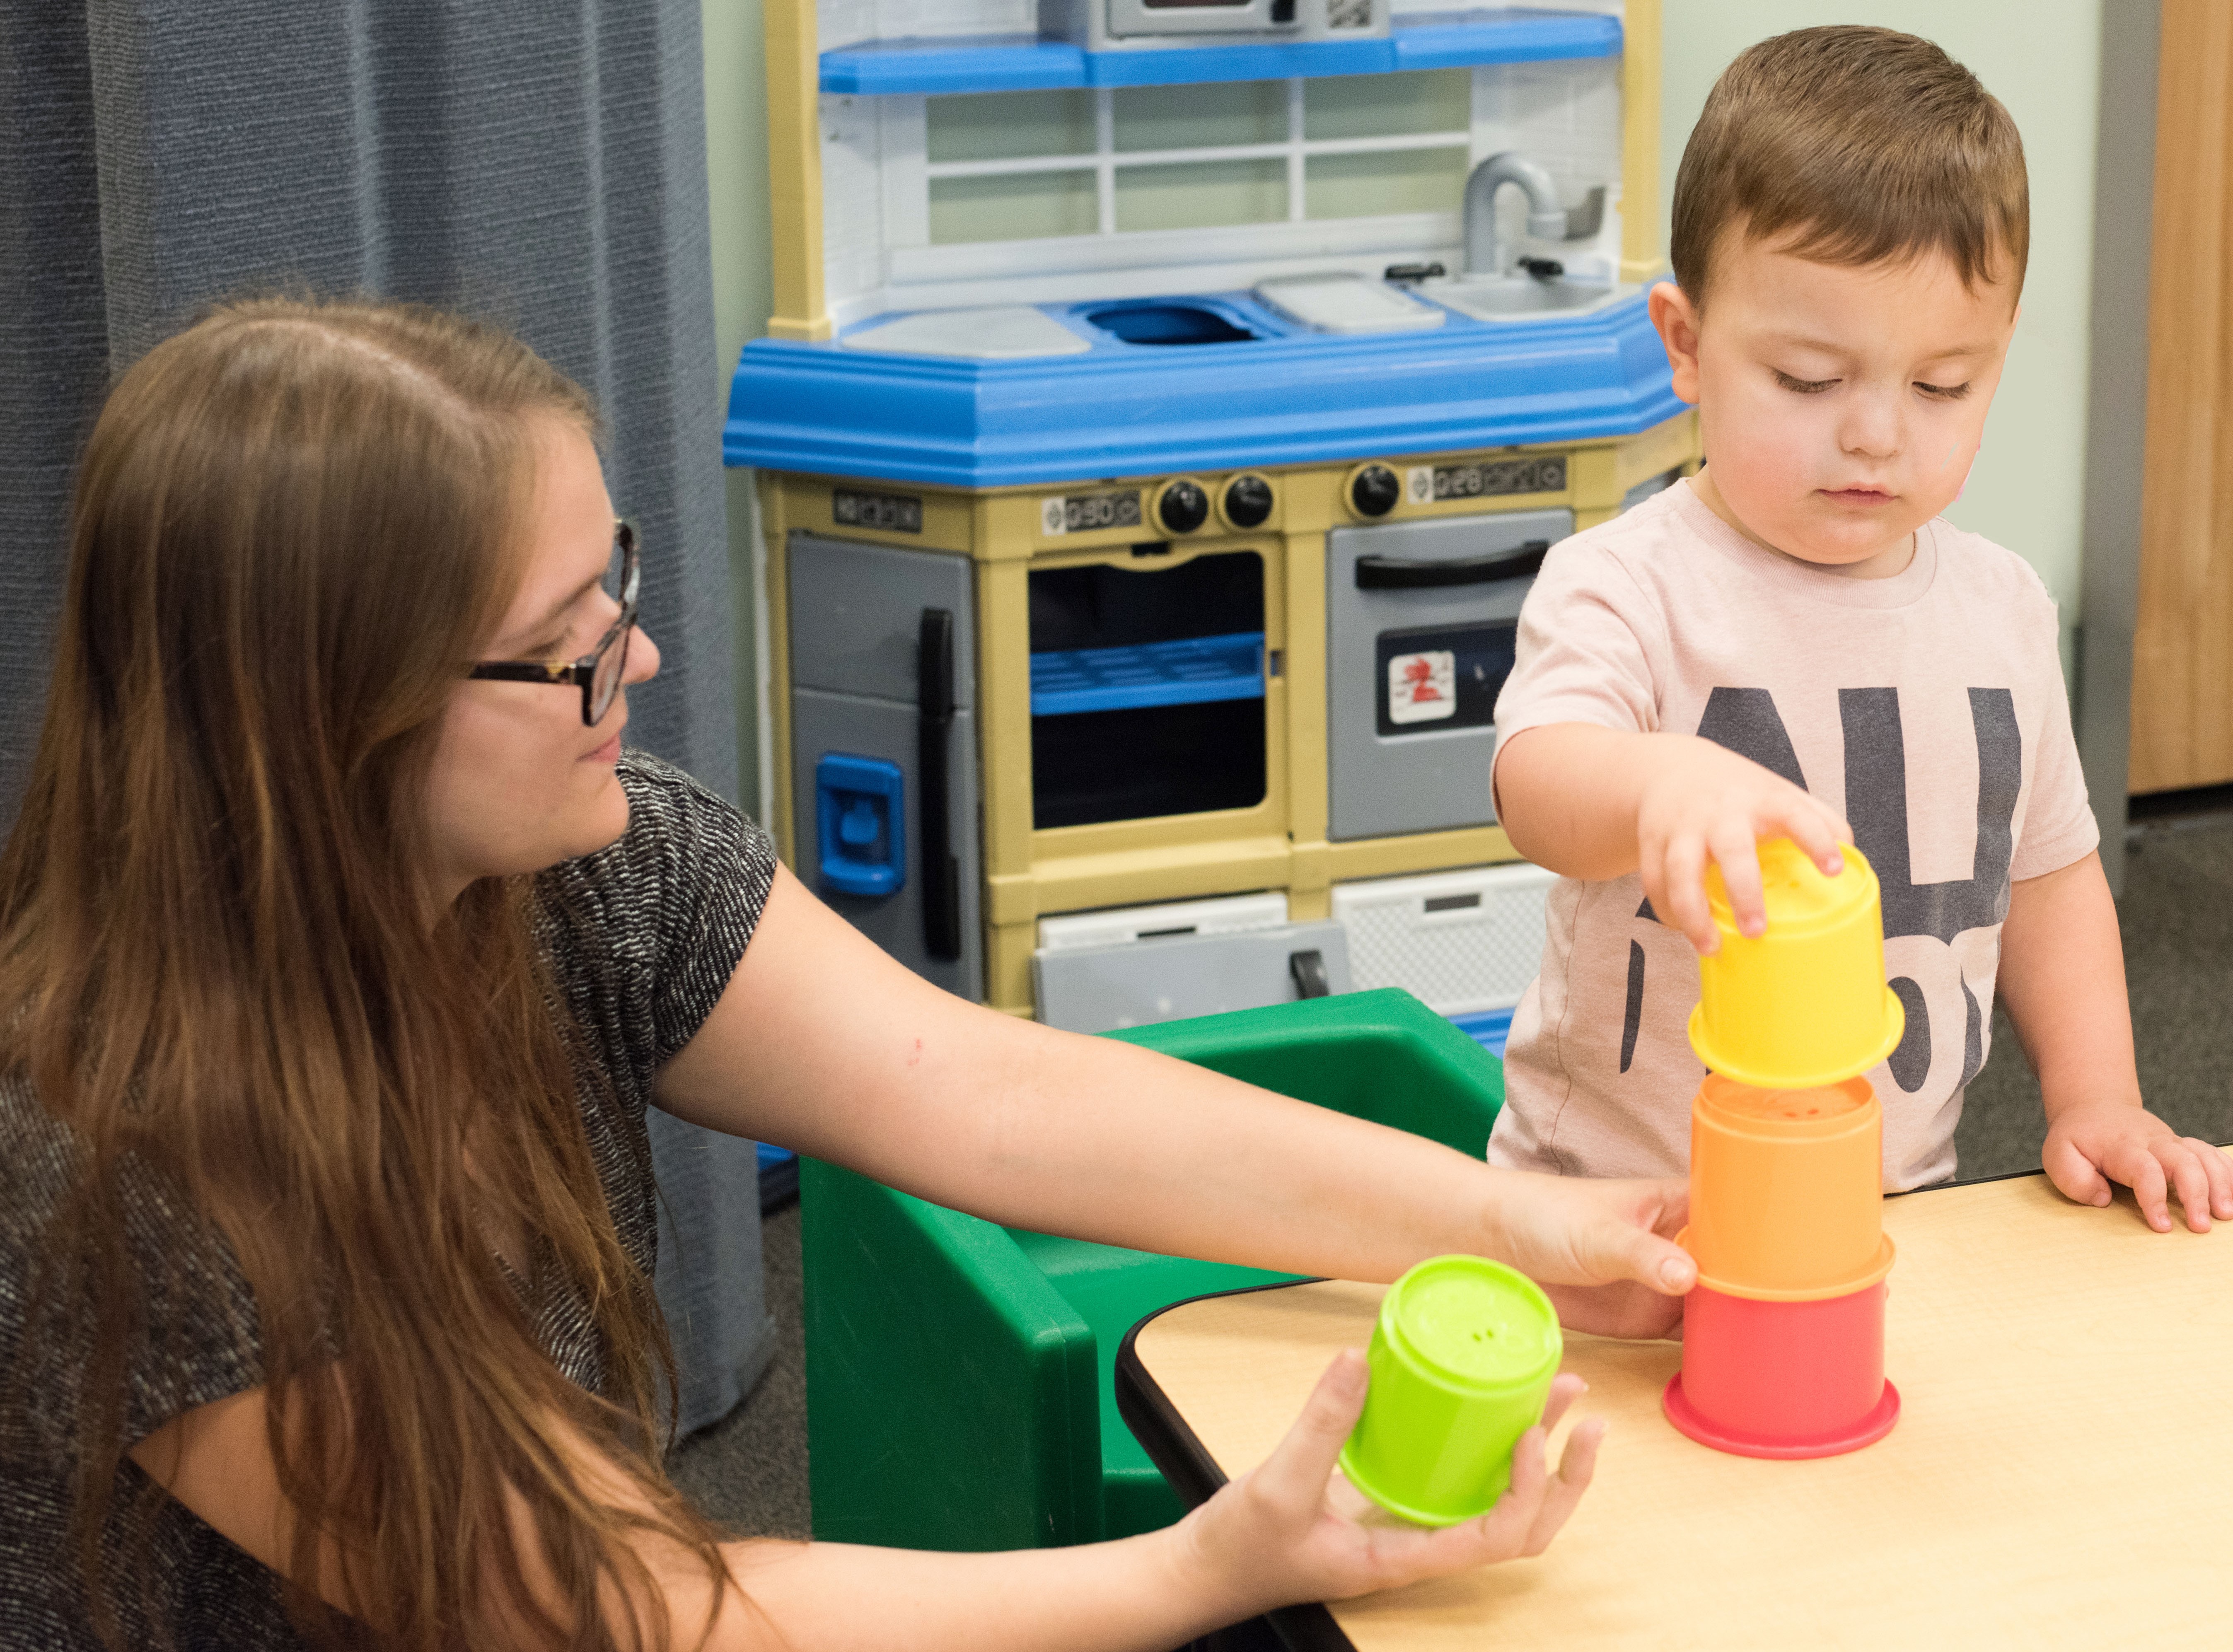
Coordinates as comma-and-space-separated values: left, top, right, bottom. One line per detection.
819, 0, 1622, 48
812, 3, 1630, 329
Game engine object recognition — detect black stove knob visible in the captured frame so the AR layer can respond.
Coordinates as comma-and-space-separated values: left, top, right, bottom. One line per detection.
1222, 473, 1274, 529
1350, 464, 1401, 518
1158, 478, 1210, 535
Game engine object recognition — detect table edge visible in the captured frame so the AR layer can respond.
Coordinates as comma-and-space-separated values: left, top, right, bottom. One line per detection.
1116, 1279, 1357, 1652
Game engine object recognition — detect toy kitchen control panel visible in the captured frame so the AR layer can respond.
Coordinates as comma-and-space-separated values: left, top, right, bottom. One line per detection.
752, 412, 1696, 1024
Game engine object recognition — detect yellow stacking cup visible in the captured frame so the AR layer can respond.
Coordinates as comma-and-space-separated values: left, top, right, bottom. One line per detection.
1687, 838, 1904, 1089
1684, 1074, 1886, 1292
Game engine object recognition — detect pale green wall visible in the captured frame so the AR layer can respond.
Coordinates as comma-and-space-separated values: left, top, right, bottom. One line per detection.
1662, 1, 2104, 650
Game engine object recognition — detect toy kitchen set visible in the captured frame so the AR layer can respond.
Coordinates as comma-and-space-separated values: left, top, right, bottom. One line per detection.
727, 0, 1696, 1043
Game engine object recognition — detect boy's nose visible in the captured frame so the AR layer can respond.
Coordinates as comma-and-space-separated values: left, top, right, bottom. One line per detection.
1837, 395, 1903, 461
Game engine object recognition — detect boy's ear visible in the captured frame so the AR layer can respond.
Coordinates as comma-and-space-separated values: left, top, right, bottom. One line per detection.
1648, 280, 1703, 405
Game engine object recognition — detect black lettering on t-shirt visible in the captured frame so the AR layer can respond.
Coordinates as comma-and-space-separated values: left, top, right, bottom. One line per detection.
1840, 686, 2020, 943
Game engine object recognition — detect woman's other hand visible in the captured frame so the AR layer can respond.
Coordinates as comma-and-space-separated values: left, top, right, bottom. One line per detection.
1484, 1171, 1694, 1338
1171, 1353, 1602, 1621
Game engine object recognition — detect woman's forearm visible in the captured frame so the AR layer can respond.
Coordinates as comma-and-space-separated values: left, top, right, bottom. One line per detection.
926, 1014, 1511, 1282
657, 867, 1506, 1280
720, 1526, 1240, 1652
660, 867, 1691, 1305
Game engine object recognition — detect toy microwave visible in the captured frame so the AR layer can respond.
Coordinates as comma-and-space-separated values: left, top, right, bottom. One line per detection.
1041, 0, 1390, 49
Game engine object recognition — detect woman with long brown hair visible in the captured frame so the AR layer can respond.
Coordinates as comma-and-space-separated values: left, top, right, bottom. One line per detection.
0, 296, 1695, 1651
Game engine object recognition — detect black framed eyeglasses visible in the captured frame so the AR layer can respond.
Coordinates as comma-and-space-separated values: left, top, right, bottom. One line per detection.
468, 521, 640, 727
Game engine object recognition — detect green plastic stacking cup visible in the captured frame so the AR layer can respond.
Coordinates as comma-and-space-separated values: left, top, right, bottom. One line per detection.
1338, 1255, 1564, 1526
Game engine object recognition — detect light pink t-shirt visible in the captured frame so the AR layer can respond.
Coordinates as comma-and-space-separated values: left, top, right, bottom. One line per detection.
1486, 479, 2098, 1191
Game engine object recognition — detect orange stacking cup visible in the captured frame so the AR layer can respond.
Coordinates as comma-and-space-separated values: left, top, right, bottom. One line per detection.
1684, 1075, 1884, 1292
1688, 838, 1904, 1089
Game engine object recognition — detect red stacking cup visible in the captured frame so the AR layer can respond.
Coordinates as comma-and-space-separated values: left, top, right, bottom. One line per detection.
1661, 1239, 1901, 1459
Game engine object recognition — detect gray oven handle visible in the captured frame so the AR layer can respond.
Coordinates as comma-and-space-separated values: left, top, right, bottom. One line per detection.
917, 607, 962, 963
1354, 540, 1550, 590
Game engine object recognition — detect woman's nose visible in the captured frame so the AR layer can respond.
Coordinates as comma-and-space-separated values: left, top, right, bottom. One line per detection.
625, 624, 662, 686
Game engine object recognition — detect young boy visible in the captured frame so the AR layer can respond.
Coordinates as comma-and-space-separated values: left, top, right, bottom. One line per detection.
1486, 27, 2233, 1284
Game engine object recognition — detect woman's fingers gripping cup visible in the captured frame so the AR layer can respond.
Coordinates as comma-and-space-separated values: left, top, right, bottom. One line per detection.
1181, 1348, 1603, 1620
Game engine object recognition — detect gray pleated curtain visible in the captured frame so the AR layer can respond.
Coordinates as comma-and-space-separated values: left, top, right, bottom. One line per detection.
0, 0, 771, 1434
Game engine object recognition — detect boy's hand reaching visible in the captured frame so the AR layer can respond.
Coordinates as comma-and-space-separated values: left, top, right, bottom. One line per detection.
2042, 1098, 2233, 1234
1633, 735, 1852, 956
1496, 726, 1851, 958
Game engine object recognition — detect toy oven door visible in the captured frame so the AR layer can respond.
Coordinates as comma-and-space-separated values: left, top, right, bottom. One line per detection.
1324, 508, 1571, 842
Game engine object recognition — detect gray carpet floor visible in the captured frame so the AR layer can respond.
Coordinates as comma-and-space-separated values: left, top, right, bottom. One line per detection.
669, 813, 2233, 1543
667, 1198, 810, 1539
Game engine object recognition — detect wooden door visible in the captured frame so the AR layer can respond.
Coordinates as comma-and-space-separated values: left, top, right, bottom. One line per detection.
2133, 0, 2233, 793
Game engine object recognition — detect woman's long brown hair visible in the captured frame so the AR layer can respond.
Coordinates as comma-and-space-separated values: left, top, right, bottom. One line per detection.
0, 297, 731, 1649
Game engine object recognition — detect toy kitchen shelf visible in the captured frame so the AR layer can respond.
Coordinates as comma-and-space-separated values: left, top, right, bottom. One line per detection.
820, 9, 1621, 96
1031, 633, 1266, 717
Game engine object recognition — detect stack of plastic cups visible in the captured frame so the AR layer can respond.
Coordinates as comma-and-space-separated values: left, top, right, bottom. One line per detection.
1662, 839, 1908, 1458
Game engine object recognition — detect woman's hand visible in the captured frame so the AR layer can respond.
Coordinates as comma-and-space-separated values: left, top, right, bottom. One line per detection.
1171, 1352, 1602, 1622
1480, 1171, 1693, 1337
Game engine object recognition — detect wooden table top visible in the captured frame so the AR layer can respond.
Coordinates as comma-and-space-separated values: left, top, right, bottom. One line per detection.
1119, 1162, 2233, 1650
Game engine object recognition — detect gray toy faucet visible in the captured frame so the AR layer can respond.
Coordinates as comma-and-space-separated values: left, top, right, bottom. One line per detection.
1463, 152, 1606, 277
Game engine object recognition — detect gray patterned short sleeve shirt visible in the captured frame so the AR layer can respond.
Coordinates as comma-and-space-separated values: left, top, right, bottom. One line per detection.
0, 751, 778, 1649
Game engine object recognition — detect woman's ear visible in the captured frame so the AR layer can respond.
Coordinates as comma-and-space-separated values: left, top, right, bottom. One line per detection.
1648, 280, 1703, 406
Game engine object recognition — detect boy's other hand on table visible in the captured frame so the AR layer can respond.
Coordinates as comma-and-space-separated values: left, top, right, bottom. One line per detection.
2000, 851, 2232, 1237
2042, 1099, 2233, 1234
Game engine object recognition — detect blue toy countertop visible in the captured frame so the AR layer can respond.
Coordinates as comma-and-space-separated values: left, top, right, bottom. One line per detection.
724, 286, 1682, 490
819, 10, 1621, 97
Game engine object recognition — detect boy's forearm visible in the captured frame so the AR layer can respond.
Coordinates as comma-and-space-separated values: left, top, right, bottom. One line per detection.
1994, 852, 2142, 1118
1495, 724, 1663, 878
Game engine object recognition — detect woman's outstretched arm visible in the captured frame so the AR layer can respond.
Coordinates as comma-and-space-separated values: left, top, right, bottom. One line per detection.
655, 865, 1693, 1336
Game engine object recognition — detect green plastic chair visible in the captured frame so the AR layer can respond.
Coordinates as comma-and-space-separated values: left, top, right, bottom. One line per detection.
798, 986, 1504, 1551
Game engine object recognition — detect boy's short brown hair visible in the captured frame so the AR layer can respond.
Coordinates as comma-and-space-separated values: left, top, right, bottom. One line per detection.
1671, 26, 2028, 308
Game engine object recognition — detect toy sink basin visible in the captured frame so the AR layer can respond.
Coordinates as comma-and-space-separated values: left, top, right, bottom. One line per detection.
1080, 299, 1265, 346
1425, 275, 1637, 322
